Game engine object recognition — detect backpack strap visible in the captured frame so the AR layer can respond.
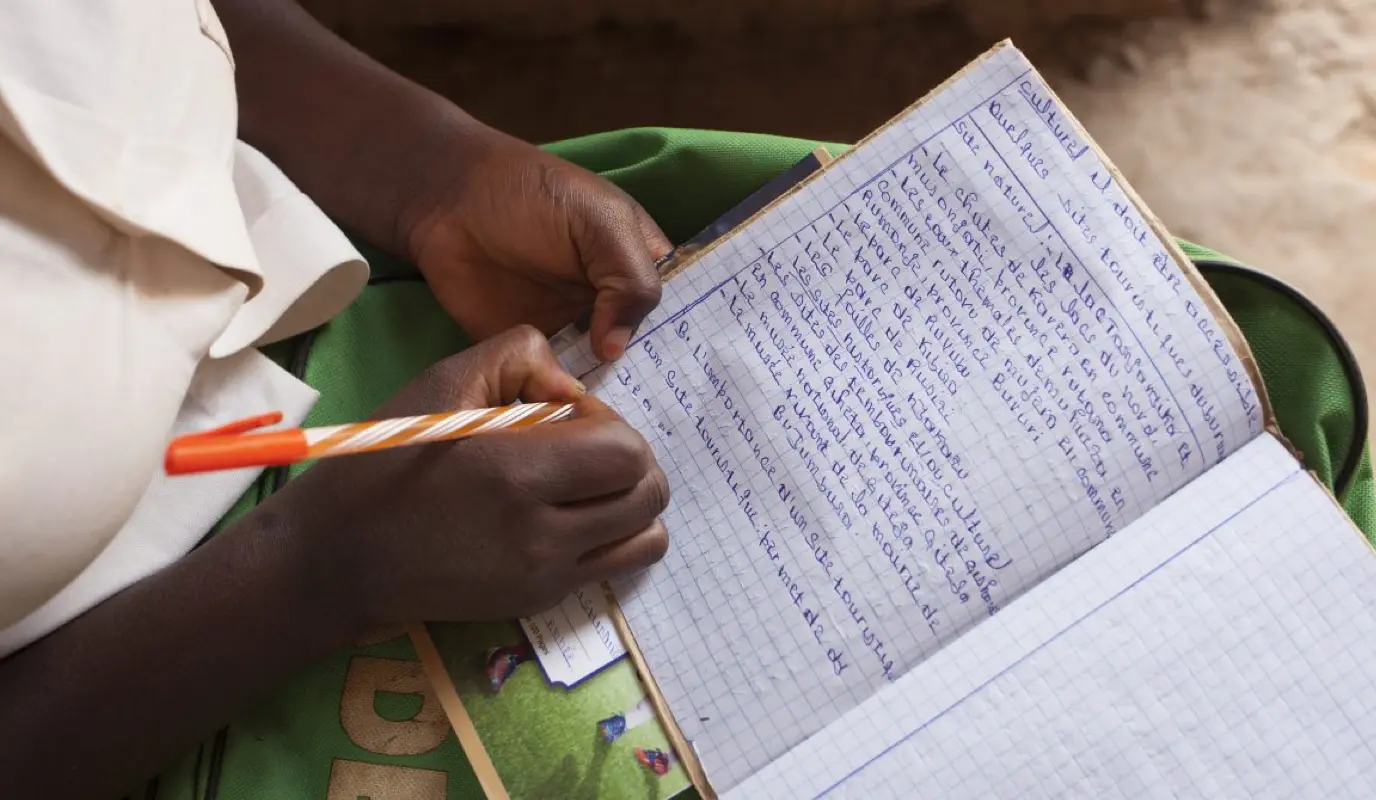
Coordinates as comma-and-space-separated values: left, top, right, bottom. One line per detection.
1195, 257, 1369, 496
1182, 238, 1374, 542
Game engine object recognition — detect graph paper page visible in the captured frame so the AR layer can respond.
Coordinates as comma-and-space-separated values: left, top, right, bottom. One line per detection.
733, 433, 1376, 799
559, 42, 1267, 792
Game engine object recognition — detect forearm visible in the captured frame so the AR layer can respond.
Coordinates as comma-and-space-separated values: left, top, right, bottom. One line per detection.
213, 0, 491, 257
0, 503, 348, 799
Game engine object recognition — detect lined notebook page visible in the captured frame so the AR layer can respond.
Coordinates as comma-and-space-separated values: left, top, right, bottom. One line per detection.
732, 434, 1376, 799
562, 42, 1267, 792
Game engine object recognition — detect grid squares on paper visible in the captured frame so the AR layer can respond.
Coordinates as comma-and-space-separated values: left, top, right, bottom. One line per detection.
729, 436, 1376, 799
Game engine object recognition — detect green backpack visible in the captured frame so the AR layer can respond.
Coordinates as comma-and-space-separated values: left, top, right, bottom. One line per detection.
142, 127, 1374, 800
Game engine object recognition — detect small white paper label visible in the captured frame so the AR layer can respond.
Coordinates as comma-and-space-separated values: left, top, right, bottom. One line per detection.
520, 585, 627, 687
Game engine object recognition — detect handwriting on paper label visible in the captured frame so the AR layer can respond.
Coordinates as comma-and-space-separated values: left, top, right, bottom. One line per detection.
520, 586, 626, 687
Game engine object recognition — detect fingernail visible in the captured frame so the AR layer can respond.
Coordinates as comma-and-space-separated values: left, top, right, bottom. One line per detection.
604, 327, 633, 360
573, 379, 587, 394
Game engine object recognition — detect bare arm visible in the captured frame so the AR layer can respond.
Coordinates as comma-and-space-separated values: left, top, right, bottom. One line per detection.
214, 0, 493, 259
214, 0, 673, 361
0, 501, 348, 799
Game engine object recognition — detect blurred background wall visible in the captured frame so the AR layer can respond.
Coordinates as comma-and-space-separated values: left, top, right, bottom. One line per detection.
305, 0, 1376, 415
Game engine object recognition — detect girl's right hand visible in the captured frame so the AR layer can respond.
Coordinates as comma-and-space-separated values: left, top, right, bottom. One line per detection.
263, 325, 671, 635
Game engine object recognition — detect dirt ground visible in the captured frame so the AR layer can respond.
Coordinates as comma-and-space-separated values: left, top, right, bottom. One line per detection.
337, 0, 1376, 420
1053, 0, 1376, 425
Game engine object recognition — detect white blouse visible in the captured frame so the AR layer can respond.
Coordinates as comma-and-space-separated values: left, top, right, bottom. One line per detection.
0, 0, 369, 655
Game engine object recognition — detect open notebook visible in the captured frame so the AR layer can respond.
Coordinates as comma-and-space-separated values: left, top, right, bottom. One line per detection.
424, 40, 1376, 798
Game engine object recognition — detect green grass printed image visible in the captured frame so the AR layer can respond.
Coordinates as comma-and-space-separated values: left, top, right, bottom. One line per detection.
427, 620, 692, 800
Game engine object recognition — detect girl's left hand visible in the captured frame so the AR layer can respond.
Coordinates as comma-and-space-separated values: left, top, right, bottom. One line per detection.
404, 128, 672, 362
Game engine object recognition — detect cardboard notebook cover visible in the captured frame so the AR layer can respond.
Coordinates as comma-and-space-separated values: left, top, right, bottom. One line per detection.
417, 39, 1279, 800
598, 44, 1274, 796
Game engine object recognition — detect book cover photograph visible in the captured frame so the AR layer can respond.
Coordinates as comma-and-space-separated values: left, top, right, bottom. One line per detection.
414, 618, 692, 800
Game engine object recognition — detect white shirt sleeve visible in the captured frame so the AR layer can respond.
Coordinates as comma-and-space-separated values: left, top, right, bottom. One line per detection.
0, 0, 368, 651
0, 130, 246, 629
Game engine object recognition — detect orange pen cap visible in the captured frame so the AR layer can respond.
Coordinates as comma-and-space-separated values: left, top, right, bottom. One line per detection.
164, 412, 309, 475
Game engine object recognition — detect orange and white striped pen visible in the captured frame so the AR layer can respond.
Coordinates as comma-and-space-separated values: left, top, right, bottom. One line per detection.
164, 402, 575, 476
